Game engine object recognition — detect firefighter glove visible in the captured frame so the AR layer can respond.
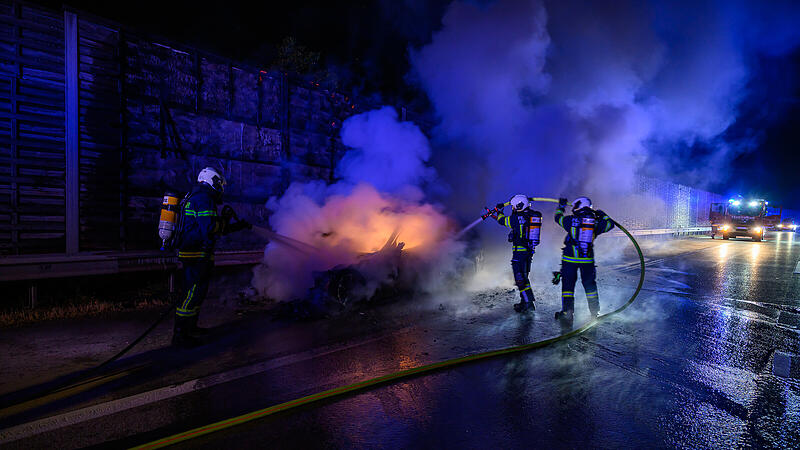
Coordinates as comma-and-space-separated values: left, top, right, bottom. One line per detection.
221, 205, 236, 223
224, 219, 252, 234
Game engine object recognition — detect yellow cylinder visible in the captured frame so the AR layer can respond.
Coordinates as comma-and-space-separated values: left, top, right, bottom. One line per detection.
158, 193, 180, 243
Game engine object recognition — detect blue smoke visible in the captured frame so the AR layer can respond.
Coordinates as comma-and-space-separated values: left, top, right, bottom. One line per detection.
410, 0, 800, 214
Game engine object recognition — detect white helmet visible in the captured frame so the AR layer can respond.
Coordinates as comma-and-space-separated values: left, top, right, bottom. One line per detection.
198, 167, 226, 193
572, 196, 592, 211
510, 194, 530, 212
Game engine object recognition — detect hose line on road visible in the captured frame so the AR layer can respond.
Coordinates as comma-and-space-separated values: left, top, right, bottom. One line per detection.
134, 214, 645, 449
0, 299, 177, 416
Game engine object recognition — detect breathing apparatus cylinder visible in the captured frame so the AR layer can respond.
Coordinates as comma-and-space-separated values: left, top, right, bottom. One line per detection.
577, 214, 596, 256
529, 212, 542, 246
158, 192, 180, 250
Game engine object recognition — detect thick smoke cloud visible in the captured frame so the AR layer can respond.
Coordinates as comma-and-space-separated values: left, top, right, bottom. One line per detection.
256, 0, 800, 301
409, 0, 800, 287
253, 107, 455, 301
413, 0, 800, 202
337, 107, 435, 197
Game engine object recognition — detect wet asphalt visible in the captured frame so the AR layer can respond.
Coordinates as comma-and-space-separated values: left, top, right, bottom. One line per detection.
5, 232, 800, 449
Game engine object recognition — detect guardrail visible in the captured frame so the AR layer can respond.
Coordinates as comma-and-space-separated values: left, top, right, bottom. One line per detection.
607, 226, 712, 237
1, 249, 265, 307
0, 227, 713, 308
0, 250, 264, 283
1, 226, 713, 283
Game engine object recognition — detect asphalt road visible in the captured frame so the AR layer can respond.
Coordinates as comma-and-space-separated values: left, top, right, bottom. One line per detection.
3, 233, 800, 449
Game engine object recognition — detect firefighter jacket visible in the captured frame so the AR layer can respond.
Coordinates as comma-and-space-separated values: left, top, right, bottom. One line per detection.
176, 184, 222, 259
497, 209, 542, 253
555, 206, 614, 263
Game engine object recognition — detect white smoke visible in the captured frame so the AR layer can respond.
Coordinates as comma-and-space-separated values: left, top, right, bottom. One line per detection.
254, 0, 800, 302
409, 0, 800, 289
253, 107, 456, 301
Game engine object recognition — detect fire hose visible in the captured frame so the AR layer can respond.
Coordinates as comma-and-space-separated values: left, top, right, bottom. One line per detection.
134, 198, 645, 449
0, 227, 320, 418
0, 213, 260, 415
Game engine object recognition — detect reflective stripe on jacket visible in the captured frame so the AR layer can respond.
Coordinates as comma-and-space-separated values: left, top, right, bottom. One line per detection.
177, 184, 220, 258
554, 206, 614, 261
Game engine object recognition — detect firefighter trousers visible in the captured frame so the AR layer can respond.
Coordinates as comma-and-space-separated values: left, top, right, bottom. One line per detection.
512, 250, 534, 303
560, 260, 599, 315
177, 258, 214, 320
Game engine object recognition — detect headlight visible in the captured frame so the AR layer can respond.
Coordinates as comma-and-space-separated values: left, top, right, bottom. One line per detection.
778, 224, 784, 228
753, 227, 762, 233
792, 225, 798, 230
721, 224, 730, 231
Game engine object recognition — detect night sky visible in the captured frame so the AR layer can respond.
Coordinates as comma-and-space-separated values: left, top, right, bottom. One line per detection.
44, 0, 800, 209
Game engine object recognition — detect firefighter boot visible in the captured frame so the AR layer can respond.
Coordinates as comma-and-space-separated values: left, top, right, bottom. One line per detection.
587, 294, 600, 320
554, 310, 573, 321
514, 289, 535, 313
172, 317, 203, 348
186, 315, 210, 336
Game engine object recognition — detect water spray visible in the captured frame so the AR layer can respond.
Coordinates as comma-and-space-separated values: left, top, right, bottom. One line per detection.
252, 225, 320, 255
8, 192, 641, 444
455, 196, 566, 239
136, 199, 646, 448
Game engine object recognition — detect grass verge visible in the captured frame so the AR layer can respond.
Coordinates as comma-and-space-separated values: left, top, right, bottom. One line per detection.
0, 297, 173, 328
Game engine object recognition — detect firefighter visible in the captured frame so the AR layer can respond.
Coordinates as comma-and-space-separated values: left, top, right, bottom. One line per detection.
553, 196, 614, 322
172, 167, 251, 347
492, 194, 543, 313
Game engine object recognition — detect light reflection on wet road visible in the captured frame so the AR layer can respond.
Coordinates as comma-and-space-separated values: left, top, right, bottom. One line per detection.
12, 233, 800, 449
154, 233, 800, 449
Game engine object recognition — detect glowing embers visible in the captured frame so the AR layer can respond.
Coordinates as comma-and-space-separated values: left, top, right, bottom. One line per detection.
257, 183, 456, 302
309, 185, 450, 255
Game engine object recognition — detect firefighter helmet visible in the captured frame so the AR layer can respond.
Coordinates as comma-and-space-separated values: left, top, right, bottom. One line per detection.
198, 167, 226, 194
572, 196, 592, 211
510, 194, 529, 212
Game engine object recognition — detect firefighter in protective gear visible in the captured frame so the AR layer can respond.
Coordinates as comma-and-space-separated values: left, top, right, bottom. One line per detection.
553, 196, 613, 322
172, 167, 251, 347
493, 194, 542, 313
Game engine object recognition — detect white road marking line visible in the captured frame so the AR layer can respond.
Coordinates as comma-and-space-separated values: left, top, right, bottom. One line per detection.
794, 261, 800, 274
0, 328, 412, 444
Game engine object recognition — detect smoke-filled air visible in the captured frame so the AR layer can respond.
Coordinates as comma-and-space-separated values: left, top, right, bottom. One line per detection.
253, 107, 457, 301
254, 0, 800, 301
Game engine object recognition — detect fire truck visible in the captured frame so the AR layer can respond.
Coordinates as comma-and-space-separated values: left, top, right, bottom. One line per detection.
709, 197, 771, 241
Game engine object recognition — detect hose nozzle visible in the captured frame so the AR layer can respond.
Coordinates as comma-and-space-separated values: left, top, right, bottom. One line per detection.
481, 206, 499, 220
